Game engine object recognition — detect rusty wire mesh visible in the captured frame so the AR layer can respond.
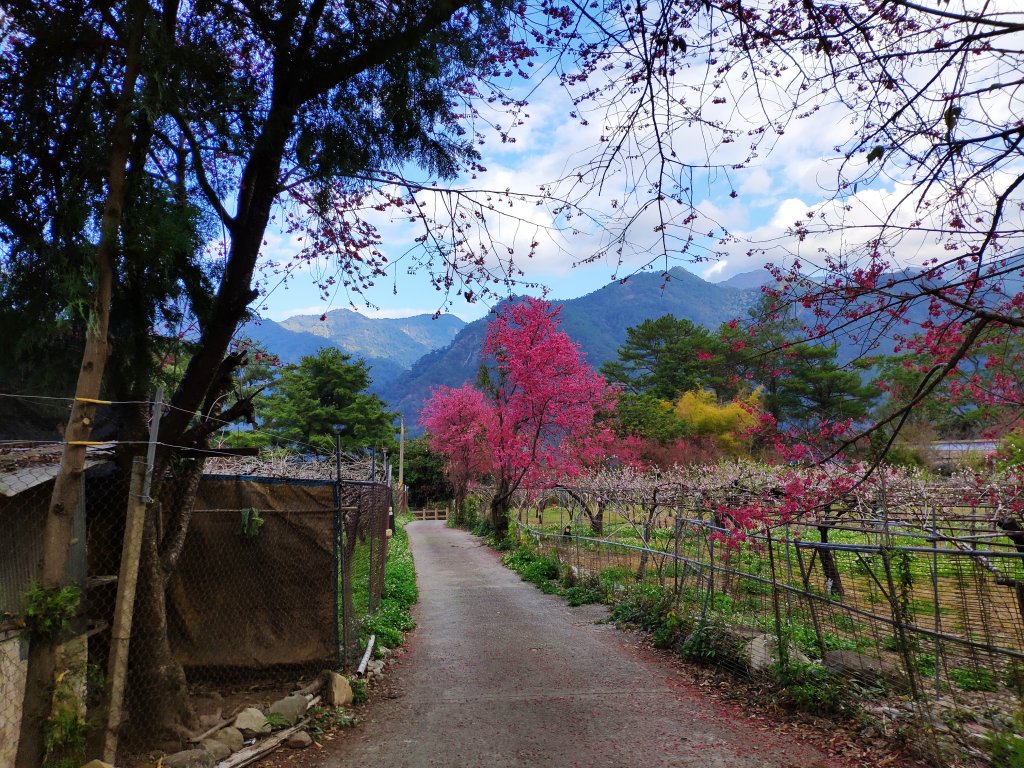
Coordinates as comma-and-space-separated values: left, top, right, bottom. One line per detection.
1, 443, 120, 767
1, 425, 392, 765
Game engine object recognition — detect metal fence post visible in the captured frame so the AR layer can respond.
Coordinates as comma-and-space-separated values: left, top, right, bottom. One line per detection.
334, 432, 347, 669
794, 543, 827, 660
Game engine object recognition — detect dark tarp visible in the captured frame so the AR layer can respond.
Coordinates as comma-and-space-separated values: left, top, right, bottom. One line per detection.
167, 477, 336, 669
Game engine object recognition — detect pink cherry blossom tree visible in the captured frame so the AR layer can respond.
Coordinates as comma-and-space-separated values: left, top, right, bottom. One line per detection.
420, 384, 495, 523
421, 298, 618, 538
480, 298, 618, 538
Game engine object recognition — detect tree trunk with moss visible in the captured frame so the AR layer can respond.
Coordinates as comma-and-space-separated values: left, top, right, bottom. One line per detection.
16, 10, 144, 763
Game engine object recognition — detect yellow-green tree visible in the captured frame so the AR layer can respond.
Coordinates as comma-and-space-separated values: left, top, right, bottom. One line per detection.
672, 390, 761, 457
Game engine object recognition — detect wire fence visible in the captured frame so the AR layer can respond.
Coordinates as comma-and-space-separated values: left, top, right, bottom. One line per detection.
510, 484, 1024, 763
1, 435, 392, 765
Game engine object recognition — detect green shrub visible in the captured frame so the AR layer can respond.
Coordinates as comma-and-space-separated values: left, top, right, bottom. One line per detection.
774, 661, 853, 716
610, 583, 672, 631
308, 705, 357, 739
831, 613, 862, 633
362, 606, 415, 649
987, 716, 1024, 768
915, 653, 936, 677
652, 611, 691, 650
470, 516, 494, 537
564, 575, 606, 606
350, 678, 368, 705
739, 578, 772, 596
949, 666, 998, 692
712, 593, 736, 614
882, 443, 926, 469
264, 713, 290, 730
680, 624, 718, 663
777, 620, 856, 660
502, 545, 562, 592
23, 583, 80, 641
363, 518, 417, 649
599, 566, 635, 590
42, 673, 90, 768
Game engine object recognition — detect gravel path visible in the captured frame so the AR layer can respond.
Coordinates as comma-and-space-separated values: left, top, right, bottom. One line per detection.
330, 521, 835, 767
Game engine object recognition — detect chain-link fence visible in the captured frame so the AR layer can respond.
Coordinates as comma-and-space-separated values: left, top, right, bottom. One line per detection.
1, 444, 120, 768
1, 435, 392, 765
514, 486, 1024, 762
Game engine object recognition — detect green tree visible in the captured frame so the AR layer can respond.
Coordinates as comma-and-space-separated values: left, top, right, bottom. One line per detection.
401, 436, 451, 507
4, 0, 534, 750
613, 393, 686, 444
720, 300, 878, 428
602, 315, 731, 400
772, 343, 879, 427
261, 348, 397, 454
869, 333, 1021, 442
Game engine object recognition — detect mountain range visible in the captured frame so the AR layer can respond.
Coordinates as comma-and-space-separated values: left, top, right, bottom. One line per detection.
243, 268, 775, 429
241, 308, 467, 389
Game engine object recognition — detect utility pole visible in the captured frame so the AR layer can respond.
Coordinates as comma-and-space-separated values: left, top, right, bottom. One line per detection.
398, 417, 405, 488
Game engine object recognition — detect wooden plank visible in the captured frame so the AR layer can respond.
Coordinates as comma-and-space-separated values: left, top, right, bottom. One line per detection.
216, 696, 320, 768
103, 458, 149, 763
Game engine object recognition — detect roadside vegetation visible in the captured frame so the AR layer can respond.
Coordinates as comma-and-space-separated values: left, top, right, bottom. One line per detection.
363, 514, 418, 653
446, 504, 1018, 766
484, 530, 865, 715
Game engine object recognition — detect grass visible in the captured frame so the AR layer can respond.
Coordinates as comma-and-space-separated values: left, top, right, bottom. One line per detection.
361, 515, 418, 651
949, 666, 999, 692
502, 544, 562, 594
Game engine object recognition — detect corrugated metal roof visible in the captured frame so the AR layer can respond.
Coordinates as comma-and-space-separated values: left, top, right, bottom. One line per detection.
0, 445, 116, 497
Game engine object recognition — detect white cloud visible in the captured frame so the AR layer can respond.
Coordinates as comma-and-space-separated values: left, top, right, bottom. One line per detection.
253, 4, 1024, 319
702, 260, 728, 280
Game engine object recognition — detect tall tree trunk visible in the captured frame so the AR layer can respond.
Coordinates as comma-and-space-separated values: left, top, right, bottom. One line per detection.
636, 507, 656, 581
490, 479, 511, 540
125, 509, 194, 745
453, 482, 467, 526
16, 9, 144, 765
592, 499, 605, 536
123, 457, 204, 741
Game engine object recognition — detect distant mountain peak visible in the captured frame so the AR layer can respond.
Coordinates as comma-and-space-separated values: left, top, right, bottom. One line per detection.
384, 268, 765, 432
719, 269, 773, 290
239, 310, 467, 393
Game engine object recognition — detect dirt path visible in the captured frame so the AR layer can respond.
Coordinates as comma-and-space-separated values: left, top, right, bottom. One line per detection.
323, 521, 841, 767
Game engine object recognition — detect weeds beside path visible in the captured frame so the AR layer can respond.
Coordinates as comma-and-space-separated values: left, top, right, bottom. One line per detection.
270, 521, 883, 767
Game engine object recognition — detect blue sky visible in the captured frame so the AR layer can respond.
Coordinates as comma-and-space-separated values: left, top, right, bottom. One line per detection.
249, 43, 961, 325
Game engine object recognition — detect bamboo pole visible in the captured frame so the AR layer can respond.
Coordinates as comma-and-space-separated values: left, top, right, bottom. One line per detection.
103, 389, 161, 763
102, 457, 149, 763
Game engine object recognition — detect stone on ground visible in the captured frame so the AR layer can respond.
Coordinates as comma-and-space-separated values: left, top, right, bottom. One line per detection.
824, 649, 907, 689
744, 633, 812, 672
286, 730, 314, 749
325, 671, 354, 707
269, 693, 308, 725
234, 707, 270, 734
212, 725, 244, 752
199, 738, 232, 761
